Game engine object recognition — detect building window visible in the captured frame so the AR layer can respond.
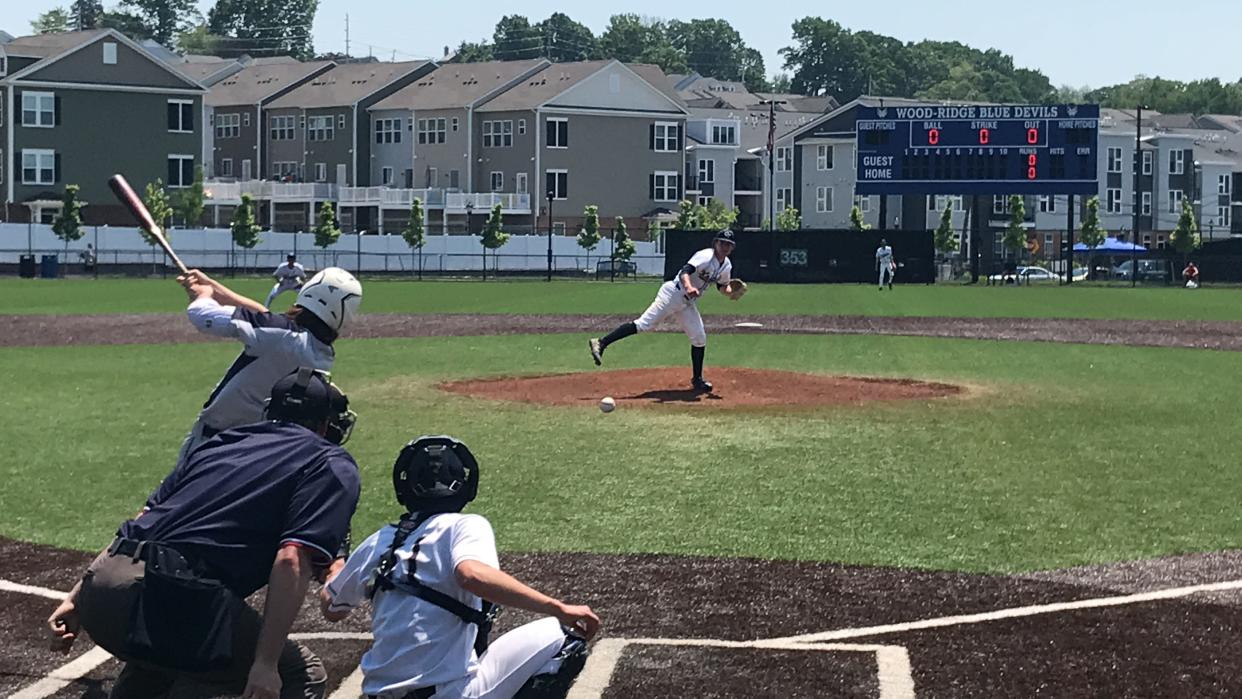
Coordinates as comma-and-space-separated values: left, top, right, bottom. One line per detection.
816, 144, 833, 171
220, 158, 233, 177
417, 118, 446, 144
21, 149, 55, 184
552, 222, 566, 235
22, 92, 55, 127
775, 187, 792, 211
483, 120, 513, 148
102, 42, 117, 64
451, 117, 459, 132
313, 163, 327, 182
710, 124, 736, 145
1219, 206, 1231, 227
518, 119, 526, 135
651, 171, 679, 202
856, 195, 871, 213
993, 195, 1008, 214
216, 113, 240, 139
815, 186, 833, 213
307, 115, 334, 141
1219, 174, 1232, 195
490, 171, 504, 192
546, 169, 568, 200
381, 166, 393, 185
652, 122, 679, 152
336, 114, 345, 130
1168, 189, 1183, 213
1038, 195, 1056, 214
167, 100, 194, 133
1169, 149, 1185, 175
775, 146, 791, 172
515, 172, 527, 194
272, 161, 298, 179
697, 195, 711, 207
167, 155, 194, 188
270, 115, 295, 141
375, 118, 402, 144
1107, 147, 1123, 173
1105, 188, 1122, 214
698, 158, 714, 184
546, 118, 568, 148
243, 112, 251, 127
1142, 150, 1153, 175
1142, 191, 1152, 215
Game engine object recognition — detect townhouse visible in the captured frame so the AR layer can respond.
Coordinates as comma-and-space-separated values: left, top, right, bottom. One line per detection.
1, 29, 206, 224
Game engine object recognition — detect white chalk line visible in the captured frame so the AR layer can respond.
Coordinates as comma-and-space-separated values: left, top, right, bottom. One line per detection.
0, 578, 67, 601
768, 577, 1242, 644
8, 646, 113, 699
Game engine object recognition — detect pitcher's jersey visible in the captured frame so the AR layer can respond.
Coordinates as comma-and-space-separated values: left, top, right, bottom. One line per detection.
679, 248, 732, 293
876, 245, 893, 264
187, 298, 334, 431
274, 262, 306, 284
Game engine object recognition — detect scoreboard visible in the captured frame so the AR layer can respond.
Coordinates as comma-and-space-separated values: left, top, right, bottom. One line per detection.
854, 104, 1099, 195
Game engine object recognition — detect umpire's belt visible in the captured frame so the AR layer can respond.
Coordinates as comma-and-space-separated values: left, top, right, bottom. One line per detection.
107, 536, 151, 561
367, 688, 436, 699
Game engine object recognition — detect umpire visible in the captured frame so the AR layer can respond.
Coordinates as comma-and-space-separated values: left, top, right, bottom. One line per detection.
47, 368, 362, 699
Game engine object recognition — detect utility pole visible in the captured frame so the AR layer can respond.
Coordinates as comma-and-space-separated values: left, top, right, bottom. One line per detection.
758, 98, 787, 231
344, 14, 350, 58
1131, 106, 1143, 288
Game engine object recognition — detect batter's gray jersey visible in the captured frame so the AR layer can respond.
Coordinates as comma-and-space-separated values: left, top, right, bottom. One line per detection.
187, 297, 334, 431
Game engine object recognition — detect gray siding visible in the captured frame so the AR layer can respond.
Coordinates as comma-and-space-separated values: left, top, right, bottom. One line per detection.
474, 109, 535, 195
303, 106, 352, 184
264, 106, 305, 178
27, 38, 195, 90
369, 108, 412, 186
210, 105, 259, 179
412, 107, 469, 189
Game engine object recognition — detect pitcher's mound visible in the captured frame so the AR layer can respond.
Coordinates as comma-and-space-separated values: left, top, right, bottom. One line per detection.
439, 367, 962, 409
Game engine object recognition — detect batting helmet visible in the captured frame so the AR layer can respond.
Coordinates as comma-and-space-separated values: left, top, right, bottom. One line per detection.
264, 368, 357, 445
392, 436, 479, 513
296, 267, 362, 334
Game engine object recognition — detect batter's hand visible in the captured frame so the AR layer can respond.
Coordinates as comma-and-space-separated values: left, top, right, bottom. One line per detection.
555, 603, 601, 640
177, 271, 214, 302
47, 598, 80, 653
242, 661, 281, 699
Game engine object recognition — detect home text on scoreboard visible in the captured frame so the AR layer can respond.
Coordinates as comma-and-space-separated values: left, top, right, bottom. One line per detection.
854, 104, 1100, 195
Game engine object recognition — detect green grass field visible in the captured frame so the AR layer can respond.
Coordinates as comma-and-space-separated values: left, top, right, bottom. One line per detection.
4, 276, 1242, 321
4, 327, 1240, 574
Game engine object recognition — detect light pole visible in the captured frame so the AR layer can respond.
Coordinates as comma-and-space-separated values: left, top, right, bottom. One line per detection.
466, 201, 477, 280
1131, 106, 1143, 288
546, 189, 554, 282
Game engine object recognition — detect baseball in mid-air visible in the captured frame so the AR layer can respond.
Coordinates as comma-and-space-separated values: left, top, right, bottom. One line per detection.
599, 397, 616, 413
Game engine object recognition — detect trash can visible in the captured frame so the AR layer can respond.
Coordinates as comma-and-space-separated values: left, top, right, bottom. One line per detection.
19, 255, 37, 278
40, 254, 60, 279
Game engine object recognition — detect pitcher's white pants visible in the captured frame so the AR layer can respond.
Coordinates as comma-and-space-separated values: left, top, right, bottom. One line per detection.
634, 280, 707, 347
436, 618, 567, 699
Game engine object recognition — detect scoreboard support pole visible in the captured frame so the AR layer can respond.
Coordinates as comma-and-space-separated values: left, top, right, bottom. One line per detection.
969, 195, 983, 283
1065, 194, 1076, 285
878, 196, 888, 231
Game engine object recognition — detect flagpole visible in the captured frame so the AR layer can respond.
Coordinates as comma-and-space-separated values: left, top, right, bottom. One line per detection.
759, 98, 787, 230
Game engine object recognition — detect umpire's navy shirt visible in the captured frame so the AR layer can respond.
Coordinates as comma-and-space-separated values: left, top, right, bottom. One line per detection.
120, 421, 361, 597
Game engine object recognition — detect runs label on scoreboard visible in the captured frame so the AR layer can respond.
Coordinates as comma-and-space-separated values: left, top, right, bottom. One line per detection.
854, 104, 1099, 195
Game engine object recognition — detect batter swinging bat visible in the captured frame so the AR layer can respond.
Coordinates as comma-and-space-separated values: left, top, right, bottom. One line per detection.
107, 174, 189, 275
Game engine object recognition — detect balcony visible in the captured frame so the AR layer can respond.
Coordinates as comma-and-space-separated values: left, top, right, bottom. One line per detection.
269, 182, 336, 201
204, 180, 335, 204
445, 192, 532, 214
338, 187, 446, 208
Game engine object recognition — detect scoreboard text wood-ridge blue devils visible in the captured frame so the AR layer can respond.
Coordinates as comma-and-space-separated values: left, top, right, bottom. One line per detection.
855, 104, 1100, 196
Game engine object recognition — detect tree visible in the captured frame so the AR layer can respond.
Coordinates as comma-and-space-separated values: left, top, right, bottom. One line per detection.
1001, 195, 1028, 262
600, 14, 684, 71
667, 19, 763, 89
451, 40, 494, 63
674, 199, 701, 230
99, 10, 149, 39
119, 0, 199, 45
612, 216, 636, 263
209, 0, 318, 60
31, 8, 73, 34
933, 204, 958, 256
849, 204, 870, 231
776, 206, 801, 231
312, 201, 340, 268
178, 24, 224, 54
1079, 196, 1107, 249
648, 220, 664, 246
1170, 197, 1200, 257
231, 193, 262, 271
537, 12, 598, 62
492, 15, 540, 60
52, 185, 85, 261
71, 0, 104, 30
698, 198, 738, 230
173, 166, 205, 228
577, 204, 602, 270
142, 179, 172, 234
402, 198, 426, 279
478, 203, 509, 280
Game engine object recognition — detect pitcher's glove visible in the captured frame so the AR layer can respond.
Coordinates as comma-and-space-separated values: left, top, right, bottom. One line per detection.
724, 279, 748, 301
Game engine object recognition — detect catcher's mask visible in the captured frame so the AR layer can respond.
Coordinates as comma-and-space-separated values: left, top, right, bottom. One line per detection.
392, 436, 479, 513
264, 368, 357, 445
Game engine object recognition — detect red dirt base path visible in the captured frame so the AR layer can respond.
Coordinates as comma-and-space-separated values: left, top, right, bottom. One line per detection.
439, 367, 963, 409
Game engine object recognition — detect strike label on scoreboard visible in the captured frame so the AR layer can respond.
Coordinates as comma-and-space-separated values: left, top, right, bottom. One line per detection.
855, 104, 1099, 195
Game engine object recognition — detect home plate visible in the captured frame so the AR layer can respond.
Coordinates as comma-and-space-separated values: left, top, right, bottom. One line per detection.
734, 322, 765, 328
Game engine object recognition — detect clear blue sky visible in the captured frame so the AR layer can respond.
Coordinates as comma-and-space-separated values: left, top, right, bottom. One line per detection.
4, 0, 1240, 88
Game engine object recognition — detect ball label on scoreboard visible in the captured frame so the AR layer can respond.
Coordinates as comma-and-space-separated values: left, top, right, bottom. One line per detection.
854, 104, 1099, 195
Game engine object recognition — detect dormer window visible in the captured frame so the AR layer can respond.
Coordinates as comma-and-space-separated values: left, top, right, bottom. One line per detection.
103, 42, 117, 65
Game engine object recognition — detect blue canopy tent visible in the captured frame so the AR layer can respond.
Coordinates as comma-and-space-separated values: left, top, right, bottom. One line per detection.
1073, 237, 1147, 253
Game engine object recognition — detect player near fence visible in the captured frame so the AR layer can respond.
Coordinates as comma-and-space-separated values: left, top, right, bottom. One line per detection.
876, 239, 895, 290
266, 253, 307, 308
589, 229, 747, 393
322, 435, 599, 699
48, 369, 360, 699
175, 266, 362, 463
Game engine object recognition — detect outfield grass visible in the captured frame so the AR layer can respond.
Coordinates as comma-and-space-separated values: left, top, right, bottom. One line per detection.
4, 276, 1242, 321
3, 331, 1239, 573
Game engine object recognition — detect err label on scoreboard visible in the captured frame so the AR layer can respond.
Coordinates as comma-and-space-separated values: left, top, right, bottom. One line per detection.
855, 104, 1099, 195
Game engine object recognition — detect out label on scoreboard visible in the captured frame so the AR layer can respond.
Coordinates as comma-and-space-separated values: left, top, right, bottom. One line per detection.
855, 104, 1099, 195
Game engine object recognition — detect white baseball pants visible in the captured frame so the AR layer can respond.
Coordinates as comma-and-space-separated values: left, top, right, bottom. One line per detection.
879, 264, 894, 287
634, 280, 707, 347
435, 617, 567, 699
265, 281, 301, 308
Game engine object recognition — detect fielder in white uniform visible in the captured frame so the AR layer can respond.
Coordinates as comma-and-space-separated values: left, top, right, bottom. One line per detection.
876, 239, 895, 290
265, 253, 306, 308
589, 229, 737, 393
323, 436, 599, 699
174, 266, 362, 463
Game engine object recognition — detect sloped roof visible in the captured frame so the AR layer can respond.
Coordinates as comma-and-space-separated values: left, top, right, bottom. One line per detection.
686, 106, 821, 154
207, 60, 334, 106
1, 29, 107, 58
476, 60, 612, 111
267, 60, 430, 108
371, 59, 547, 111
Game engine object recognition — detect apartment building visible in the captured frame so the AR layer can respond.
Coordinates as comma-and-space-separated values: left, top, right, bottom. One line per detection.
1, 29, 206, 224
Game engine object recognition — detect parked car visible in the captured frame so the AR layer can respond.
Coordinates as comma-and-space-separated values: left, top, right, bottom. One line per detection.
987, 266, 1060, 283
1112, 259, 1169, 282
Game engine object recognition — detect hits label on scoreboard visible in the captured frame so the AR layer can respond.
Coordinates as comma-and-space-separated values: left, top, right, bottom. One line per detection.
854, 104, 1099, 195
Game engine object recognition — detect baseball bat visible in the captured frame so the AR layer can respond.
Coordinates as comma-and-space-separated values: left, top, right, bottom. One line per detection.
107, 174, 189, 275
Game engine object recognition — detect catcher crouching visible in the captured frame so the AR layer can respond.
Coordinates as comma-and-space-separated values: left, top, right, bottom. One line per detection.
589, 228, 746, 393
